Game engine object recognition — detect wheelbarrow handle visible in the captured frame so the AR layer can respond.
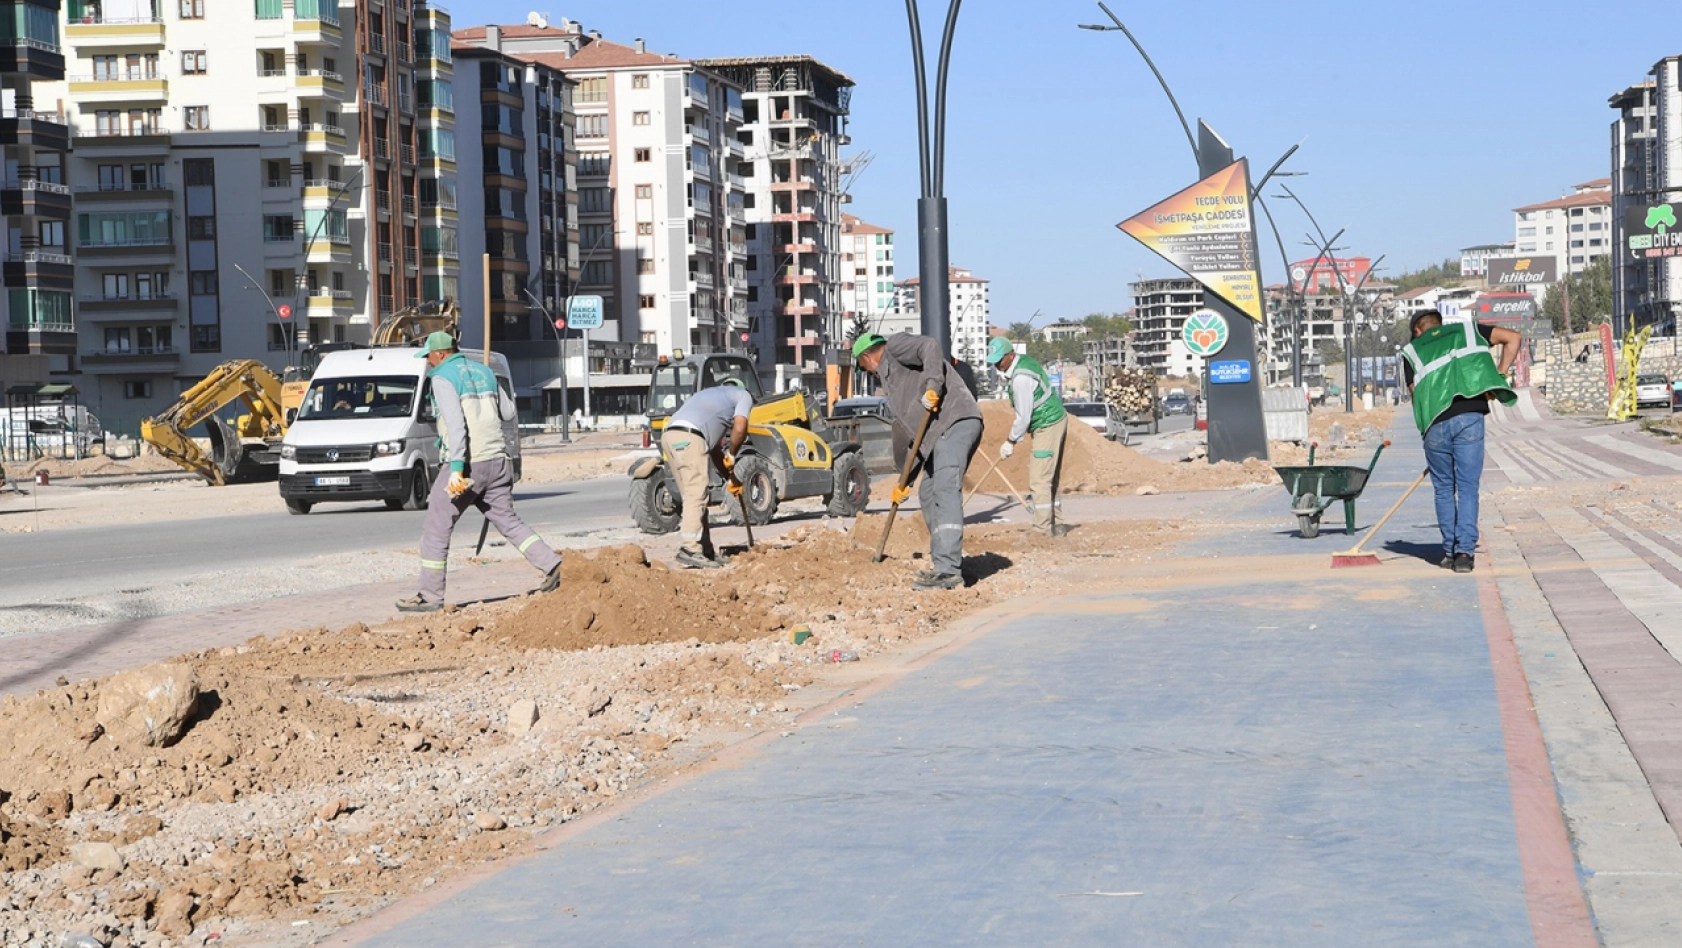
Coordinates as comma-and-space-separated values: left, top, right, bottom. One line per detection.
1308, 442, 1317, 466
1367, 439, 1392, 472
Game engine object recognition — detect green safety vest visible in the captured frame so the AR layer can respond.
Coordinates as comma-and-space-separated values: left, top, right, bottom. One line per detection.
1008, 354, 1066, 431
1399, 322, 1516, 434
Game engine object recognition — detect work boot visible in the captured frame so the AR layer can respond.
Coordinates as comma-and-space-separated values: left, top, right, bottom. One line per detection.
1453, 553, 1475, 573
537, 562, 562, 594
676, 548, 724, 570
1439, 555, 1456, 570
1033, 523, 1073, 538
395, 594, 442, 614
912, 570, 963, 591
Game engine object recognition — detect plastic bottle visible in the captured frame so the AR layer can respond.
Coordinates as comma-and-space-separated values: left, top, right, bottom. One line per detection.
820, 649, 858, 663
60, 933, 104, 948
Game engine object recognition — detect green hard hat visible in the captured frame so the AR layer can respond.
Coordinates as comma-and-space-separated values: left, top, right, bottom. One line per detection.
851, 333, 886, 362
985, 336, 1013, 365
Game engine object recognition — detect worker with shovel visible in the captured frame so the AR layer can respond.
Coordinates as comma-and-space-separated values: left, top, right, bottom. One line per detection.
1400, 310, 1519, 573
853, 332, 982, 591
984, 336, 1070, 537
398, 331, 561, 613
662, 382, 752, 569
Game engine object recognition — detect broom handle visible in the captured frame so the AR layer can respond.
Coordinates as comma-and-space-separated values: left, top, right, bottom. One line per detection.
963, 452, 1001, 506
874, 407, 935, 563
1346, 468, 1429, 556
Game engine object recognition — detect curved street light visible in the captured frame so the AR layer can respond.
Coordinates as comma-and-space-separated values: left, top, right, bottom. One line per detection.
905, 0, 963, 356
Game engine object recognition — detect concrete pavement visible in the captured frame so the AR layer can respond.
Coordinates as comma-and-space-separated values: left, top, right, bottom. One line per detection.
323, 405, 1682, 947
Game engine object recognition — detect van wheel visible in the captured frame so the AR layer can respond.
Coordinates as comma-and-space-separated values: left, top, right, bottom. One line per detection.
825, 452, 870, 517
404, 463, 431, 510
286, 499, 312, 516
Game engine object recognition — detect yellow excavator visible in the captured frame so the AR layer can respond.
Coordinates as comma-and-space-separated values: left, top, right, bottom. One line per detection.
142, 297, 460, 484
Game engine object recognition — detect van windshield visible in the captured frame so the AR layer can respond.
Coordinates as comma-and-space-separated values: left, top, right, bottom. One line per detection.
297, 376, 418, 420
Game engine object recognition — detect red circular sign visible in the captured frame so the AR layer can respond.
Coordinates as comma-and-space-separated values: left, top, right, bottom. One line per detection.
277, 304, 292, 319
740, 332, 750, 342
554, 317, 567, 330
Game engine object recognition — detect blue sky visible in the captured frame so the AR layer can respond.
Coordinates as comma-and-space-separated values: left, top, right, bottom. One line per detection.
456, 1, 1682, 327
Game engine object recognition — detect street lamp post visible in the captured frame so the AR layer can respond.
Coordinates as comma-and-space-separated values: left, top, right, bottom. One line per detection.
904, 0, 963, 357
233, 263, 292, 369
294, 163, 365, 346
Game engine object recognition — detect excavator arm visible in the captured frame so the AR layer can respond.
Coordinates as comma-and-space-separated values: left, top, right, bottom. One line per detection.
141, 360, 287, 485
372, 296, 459, 347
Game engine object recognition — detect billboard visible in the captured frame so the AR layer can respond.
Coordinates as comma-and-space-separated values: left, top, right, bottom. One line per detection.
1487, 256, 1557, 287
1118, 159, 1264, 322
1473, 293, 1537, 321
1625, 201, 1682, 261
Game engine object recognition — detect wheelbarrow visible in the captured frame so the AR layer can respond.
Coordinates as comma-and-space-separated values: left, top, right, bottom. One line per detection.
1273, 440, 1390, 539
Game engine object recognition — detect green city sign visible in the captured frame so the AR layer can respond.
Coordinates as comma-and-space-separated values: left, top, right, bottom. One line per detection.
1182, 309, 1229, 357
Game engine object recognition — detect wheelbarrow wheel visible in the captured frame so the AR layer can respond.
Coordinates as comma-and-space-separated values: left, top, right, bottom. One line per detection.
1298, 513, 1321, 539
1293, 491, 1321, 538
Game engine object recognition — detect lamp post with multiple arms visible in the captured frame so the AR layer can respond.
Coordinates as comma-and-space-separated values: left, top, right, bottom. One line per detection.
904, 0, 963, 356
233, 263, 293, 370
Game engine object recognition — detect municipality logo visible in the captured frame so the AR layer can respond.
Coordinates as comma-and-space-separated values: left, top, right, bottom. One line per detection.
1182, 310, 1228, 357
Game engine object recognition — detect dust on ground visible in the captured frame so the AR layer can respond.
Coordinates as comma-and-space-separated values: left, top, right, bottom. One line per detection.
969, 401, 1277, 495
517, 447, 649, 485
1269, 405, 1397, 467
0, 515, 1184, 948
13, 454, 182, 480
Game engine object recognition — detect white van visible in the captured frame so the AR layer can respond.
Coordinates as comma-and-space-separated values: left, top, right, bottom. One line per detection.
277, 347, 520, 515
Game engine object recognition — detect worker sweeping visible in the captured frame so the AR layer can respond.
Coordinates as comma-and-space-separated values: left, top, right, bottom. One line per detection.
398, 331, 561, 613
853, 332, 982, 591
661, 381, 752, 569
1399, 310, 1520, 573
985, 336, 1070, 537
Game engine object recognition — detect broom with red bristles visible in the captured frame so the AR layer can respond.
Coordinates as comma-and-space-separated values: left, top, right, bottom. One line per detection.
1330, 468, 1430, 568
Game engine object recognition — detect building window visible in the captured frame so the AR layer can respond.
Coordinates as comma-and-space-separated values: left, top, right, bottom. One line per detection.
635, 184, 652, 199
577, 114, 607, 138
263, 215, 295, 242
179, 0, 204, 17
639, 294, 655, 308
633, 111, 650, 126
183, 106, 209, 130
579, 187, 611, 213
181, 51, 206, 74
636, 222, 653, 236
188, 216, 215, 239
576, 77, 606, 103
638, 258, 655, 274
578, 153, 610, 176
632, 74, 649, 89
125, 381, 153, 399
254, 0, 282, 19
634, 147, 651, 162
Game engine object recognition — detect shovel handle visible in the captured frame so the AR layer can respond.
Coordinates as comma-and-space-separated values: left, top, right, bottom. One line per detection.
874, 407, 936, 563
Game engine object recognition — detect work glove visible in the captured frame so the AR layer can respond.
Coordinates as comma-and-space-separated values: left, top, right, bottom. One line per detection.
726, 479, 743, 497
921, 390, 941, 412
999, 440, 1015, 460
891, 484, 911, 506
447, 472, 473, 498
721, 452, 735, 474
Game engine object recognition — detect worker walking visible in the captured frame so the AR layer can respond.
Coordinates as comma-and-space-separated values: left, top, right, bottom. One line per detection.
984, 336, 1070, 536
398, 331, 561, 612
662, 382, 752, 569
853, 332, 983, 591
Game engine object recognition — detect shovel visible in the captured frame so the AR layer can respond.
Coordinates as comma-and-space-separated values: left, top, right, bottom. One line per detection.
873, 407, 935, 564
727, 469, 754, 549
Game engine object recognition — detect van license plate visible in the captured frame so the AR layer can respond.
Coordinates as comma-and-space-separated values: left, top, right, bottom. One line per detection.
315, 476, 351, 487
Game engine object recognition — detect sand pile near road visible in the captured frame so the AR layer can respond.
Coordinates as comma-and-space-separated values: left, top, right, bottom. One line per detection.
17, 453, 184, 479
968, 401, 1274, 494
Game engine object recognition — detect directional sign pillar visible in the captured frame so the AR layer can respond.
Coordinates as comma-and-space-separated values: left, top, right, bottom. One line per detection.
1194, 122, 1268, 463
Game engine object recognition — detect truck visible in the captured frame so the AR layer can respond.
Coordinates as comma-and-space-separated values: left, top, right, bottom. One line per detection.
1101, 367, 1160, 441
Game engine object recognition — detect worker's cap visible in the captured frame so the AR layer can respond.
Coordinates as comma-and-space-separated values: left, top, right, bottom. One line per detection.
985, 336, 1013, 365
851, 333, 886, 362
415, 330, 456, 358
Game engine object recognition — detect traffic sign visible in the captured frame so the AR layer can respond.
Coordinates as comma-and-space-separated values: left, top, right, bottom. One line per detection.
1208, 360, 1252, 385
566, 295, 604, 330
277, 304, 292, 319
554, 317, 566, 331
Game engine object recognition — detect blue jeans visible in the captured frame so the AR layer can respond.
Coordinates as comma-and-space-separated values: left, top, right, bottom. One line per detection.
1422, 412, 1485, 557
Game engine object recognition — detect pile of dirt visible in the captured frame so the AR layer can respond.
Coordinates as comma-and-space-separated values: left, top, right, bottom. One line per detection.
518, 449, 647, 484
968, 401, 1273, 494
17, 453, 183, 479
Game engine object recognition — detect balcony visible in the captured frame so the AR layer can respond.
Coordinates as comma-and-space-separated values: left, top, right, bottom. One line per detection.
304, 238, 351, 263
685, 123, 710, 143
77, 291, 179, 314
74, 179, 170, 200
378, 242, 393, 263
78, 237, 172, 257
401, 144, 415, 164
82, 345, 180, 367
373, 139, 391, 160
401, 195, 416, 216
420, 194, 457, 211
69, 72, 168, 103
364, 84, 388, 108
14, 249, 73, 265
397, 42, 412, 64
299, 123, 346, 151
690, 271, 715, 290
692, 235, 713, 254
2, 178, 72, 214
368, 33, 387, 57
296, 69, 345, 96
0, 109, 69, 151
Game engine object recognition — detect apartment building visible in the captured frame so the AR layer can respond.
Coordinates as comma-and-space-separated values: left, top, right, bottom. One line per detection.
894, 265, 989, 367
1127, 277, 1201, 375
1511, 179, 1612, 280
2, 0, 73, 368
33, 0, 457, 432
697, 55, 852, 373
1610, 57, 1682, 332
1288, 255, 1372, 293
1460, 241, 1513, 280
450, 26, 582, 416
454, 22, 746, 362
840, 213, 902, 335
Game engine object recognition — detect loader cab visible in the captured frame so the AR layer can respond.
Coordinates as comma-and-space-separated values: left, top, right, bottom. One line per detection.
647, 352, 763, 422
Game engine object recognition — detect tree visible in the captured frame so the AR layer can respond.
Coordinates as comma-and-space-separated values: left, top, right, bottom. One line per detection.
1390, 258, 1464, 293
1539, 257, 1612, 333
1315, 338, 1345, 368
1080, 311, 1133, 337
1006, 321, 1036, 341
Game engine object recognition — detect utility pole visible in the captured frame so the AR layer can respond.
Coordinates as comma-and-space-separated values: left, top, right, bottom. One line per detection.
904, 0, 963, 356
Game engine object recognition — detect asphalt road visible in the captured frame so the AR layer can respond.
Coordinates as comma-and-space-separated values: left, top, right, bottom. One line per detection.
0, 475, 634, 609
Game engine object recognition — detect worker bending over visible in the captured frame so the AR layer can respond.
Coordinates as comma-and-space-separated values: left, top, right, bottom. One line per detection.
853, 332, 983, 591
985, 336, 1070, 536
662, 382, 751, 569
398, 331, 561, 612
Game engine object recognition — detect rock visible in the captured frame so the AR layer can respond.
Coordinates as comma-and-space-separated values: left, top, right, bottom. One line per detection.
472, 813, 507, 832
95, 664, 199, 748
316, 797, 347, 822
154, 887, 194, 937
68, 842, 124, 873
59, 931, 104, 948
506, 699, 539, 735
1135, 485, 1160, 496
571, 683, 611, 717
402, 732, 427, 752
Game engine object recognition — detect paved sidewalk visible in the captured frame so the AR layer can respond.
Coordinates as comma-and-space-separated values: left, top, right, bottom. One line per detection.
325, 424, 1628, 946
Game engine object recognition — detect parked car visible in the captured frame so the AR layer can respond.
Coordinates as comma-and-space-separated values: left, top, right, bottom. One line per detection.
830, 396, 890, 420
1635, 374, 1672, 410
1163, 393, 1193, 416
1063, 401, 1111, 436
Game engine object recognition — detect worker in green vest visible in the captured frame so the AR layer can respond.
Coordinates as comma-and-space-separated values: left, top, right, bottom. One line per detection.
1399, 310, 1520, 574
985, 336, 1071, 536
